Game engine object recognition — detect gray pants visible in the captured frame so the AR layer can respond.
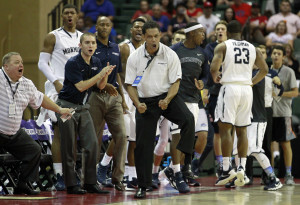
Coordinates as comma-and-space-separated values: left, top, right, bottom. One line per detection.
56, 99, 98, 187
88, 91, 127, 184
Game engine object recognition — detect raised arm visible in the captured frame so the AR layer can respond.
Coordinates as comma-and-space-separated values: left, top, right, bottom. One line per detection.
75, 64, 115, 92
38, 33, 63, 92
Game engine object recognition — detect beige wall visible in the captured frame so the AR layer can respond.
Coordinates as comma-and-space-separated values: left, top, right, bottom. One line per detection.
0, 0, 60, 92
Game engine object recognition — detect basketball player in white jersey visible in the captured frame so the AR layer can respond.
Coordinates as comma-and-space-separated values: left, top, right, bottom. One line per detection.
37, 4, 82, 191
210, 20, 268, 186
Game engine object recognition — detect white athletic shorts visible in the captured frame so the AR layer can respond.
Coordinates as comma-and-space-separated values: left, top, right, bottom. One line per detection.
170, 102, 199, 134
195, 108, 208, 132
215, 84, 253, 127
123, 89, 136, 141
233, 122, 267, 156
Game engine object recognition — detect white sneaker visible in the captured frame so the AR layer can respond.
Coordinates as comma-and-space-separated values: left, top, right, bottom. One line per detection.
234, 166, 245, 187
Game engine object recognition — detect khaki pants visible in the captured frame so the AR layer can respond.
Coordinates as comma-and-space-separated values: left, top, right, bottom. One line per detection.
88, 91, 127, 184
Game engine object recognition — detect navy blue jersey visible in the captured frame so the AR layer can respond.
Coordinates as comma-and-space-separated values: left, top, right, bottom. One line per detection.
252, 69, 266, 122
171, 42, 209, 103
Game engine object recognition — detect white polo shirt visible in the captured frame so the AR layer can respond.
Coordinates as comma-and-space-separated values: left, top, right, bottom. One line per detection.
125, 42, 182, 98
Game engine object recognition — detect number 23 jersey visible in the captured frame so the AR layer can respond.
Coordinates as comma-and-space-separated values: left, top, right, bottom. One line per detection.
221, 39, 256, 85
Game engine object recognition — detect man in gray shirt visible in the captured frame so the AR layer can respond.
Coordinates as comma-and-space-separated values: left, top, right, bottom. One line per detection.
271, 45, 298, 185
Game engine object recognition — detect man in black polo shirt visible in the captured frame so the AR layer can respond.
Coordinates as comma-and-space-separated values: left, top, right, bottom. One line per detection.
88, 16, 127, 191
56, 32, 115, 194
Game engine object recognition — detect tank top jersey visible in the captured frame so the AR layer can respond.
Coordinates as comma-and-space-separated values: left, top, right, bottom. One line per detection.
127, 40, 136, 54
50, 28, 83, 81
220, 39, 256, 85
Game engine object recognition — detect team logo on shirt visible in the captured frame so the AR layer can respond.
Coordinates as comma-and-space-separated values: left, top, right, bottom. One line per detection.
63, 47, 80, 55
112, 52, 119, 56
91, 67, 98, 71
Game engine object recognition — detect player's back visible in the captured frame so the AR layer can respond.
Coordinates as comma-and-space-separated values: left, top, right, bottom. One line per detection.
221, 39, 256, 85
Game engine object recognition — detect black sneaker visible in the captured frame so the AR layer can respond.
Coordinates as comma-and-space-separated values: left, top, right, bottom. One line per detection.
215, 167, 236, 186
174, 172, 190, 193
126, 177, 138, 191
191, 159, 200, 175
163, 167, 177, 189
55, 173, 66, 191
182, 165, 200, 187
152, 173, 160, 189
225, 177, 236, 188
264, 176, 283, 191
216, 163, 222, 178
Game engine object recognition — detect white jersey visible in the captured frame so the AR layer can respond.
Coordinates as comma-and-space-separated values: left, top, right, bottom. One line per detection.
127, 40, 136, 55
50, 27, 82, 81
36, 28, 82, 126
220, 39, 256, 85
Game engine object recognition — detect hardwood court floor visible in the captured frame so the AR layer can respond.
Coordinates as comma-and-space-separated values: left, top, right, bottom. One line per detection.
0, 176, 299, 205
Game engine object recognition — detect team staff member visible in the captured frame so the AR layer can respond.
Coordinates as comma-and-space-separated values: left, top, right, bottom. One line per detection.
125, 21, 195, 199
56, 33, 114, 195
0, 52, 72, 195
89, 16, 127, 191
37, 4, 82, 190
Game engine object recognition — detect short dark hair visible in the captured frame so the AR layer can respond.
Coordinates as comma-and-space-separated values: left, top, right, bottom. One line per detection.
172, 29, 185, 39
227, 20, 242, 33
80, 32, 96, 43
142, 21, 160, 34
271, 45, 286, 56
281, 0, 291, 6
257, 45, 266, 50
62, 4, 78, 13
132, 17, 146, 25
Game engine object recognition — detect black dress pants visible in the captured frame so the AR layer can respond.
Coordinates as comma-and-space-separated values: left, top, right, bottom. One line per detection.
135, 93, 195, 188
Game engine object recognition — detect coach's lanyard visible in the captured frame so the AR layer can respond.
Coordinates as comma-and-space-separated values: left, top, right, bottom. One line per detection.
2, 69, 19, 100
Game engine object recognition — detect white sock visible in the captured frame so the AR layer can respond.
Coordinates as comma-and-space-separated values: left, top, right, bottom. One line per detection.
100, 153, 112, 166
172, 164, 181, 174
53, 163, 62, 175
124, 165, 129, 177
223, 157, 230, 171
239, 157, 247, 170
152, 165, 160, 174
128, 166, 137, 181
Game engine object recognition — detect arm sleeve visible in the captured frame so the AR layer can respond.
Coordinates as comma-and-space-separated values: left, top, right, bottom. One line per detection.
38, 52, 57, 83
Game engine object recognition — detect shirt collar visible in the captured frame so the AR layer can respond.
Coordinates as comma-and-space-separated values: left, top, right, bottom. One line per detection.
143, 42, 163, 58
97, 39, 112, 48
78, 52, 94, 66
